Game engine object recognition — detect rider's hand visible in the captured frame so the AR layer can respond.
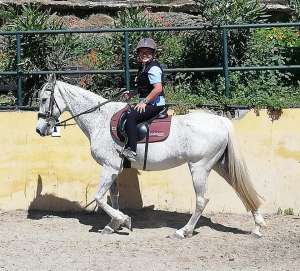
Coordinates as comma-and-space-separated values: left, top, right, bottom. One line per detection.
134, 102, 147, 113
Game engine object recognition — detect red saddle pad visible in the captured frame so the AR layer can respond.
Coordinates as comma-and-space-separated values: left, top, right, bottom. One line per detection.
110, 106, 172, 144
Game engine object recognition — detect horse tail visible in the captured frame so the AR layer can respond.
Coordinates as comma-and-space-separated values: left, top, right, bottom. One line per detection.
223, 118, 263, 212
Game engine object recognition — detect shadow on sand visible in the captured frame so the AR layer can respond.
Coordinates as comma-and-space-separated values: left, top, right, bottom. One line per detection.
27, 207, 249, 235
27, 175, 249, 235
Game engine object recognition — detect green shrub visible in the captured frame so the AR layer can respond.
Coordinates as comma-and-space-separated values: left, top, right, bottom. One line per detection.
223, 27, 300, 108
0, 91, 16, 105
228, 72, 300, 109
244, 27, 299, 72
0, 4, 299, 109
113, 7, 184, 68
1, 5, 78, 104
72, 35, 122, 96
0, 6, 16, 26
183, 0, 266, 85
196, 0, 266, 25
4, 5, 73, 70
289, 0, 300, 20
182, 22, 300, 109
0, 52, 10, 71
76, 8, 185, 98
284, 208, 294, 215
277, 207, 295, 216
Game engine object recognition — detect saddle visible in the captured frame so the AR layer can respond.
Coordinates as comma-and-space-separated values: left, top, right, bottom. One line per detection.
110, 105, 172, 144
110, 105, 172, 169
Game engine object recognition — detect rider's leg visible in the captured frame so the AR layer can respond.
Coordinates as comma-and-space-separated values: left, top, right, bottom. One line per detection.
125, 105, 164, 153
175, 161, 209, 238
95, 166, 131, 232
125, 110, 139, 152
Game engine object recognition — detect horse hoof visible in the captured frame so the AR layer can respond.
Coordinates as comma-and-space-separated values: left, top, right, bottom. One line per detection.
251, 228, 263, 238
101, 225, 114, 234
253, 211, 267, 228
123, 216, 132, 231
185, 232, 193, 238
173, 230, 185, 239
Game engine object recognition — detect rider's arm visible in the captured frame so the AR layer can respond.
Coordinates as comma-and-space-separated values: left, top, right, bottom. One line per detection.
143, 83, 163, 104
142, 66, 163, 104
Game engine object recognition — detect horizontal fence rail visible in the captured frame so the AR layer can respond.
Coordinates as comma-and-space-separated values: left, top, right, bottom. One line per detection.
0, 22, 299, 108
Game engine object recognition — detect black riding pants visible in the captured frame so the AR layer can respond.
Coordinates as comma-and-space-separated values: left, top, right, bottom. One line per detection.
125, 104, 165, 152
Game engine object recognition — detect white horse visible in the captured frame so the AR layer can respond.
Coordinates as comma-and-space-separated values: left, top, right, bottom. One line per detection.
36, 77, 266, 238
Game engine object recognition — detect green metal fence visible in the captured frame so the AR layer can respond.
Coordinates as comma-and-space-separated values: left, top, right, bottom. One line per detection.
0, 22, 299, 107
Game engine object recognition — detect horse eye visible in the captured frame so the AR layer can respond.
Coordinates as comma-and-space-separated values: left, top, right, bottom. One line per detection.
41, 98, 47, 103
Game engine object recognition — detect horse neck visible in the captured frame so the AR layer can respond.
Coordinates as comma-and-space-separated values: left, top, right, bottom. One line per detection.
56, 81, 107, 139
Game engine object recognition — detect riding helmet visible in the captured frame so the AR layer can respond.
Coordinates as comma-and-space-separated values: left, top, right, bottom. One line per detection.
136, 38, 157, 51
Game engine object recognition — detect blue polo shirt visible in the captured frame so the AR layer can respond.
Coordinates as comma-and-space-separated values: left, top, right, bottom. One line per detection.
147, 66, 165, 106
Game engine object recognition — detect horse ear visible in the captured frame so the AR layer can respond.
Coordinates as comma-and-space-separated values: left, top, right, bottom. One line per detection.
48, 73, 56, 84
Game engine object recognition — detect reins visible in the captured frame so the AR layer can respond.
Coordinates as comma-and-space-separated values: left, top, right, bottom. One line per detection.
55, 88, 126, 127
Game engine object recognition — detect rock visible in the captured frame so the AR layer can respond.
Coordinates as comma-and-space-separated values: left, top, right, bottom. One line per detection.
0, 0, 198, 14
0, 1, 292, 16
56, 14, 114, 29
154, 12, 205, 26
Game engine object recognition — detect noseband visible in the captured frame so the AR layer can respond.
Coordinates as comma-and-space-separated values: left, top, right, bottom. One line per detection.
38, 81, 62, 124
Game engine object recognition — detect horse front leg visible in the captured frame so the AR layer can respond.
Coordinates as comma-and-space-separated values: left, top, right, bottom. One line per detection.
95, 167, 131, 234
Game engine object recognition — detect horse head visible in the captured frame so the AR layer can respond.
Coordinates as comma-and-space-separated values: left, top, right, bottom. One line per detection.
36, 74, 65, 136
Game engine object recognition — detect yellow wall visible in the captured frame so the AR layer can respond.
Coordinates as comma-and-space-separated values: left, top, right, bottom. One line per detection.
0, 109, 299, 215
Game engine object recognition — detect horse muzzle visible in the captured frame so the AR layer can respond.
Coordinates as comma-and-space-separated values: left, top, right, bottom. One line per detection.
36, 127, 50, 137
36, 119, 53, 136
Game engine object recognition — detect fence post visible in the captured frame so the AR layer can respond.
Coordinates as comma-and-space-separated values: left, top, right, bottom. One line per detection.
124, 31, 130, 91
16, 33, 23, 106
222, 28, 230, 97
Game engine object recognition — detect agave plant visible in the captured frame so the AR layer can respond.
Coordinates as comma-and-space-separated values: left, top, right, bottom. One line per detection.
2, 4, 78, 104
5, 5, 76, 71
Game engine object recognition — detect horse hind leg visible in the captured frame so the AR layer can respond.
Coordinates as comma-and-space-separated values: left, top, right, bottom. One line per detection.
251, 209, 267, 237
214, 158, 266, 237
174, 161, 210, 239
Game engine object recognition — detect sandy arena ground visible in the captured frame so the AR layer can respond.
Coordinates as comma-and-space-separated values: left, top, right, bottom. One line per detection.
0, 209, 299, 271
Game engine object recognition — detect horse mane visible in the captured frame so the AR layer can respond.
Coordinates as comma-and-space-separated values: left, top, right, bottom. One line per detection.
56, 80, 106, 102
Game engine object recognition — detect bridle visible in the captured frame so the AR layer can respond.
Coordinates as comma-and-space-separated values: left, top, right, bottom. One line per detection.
37, 80, 126, 127
37, 81, 62, 125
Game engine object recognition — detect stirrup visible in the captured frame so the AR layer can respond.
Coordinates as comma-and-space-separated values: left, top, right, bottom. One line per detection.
122, 148, 137, 162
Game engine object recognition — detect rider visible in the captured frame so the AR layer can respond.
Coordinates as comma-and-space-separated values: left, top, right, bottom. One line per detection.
122, 37, 166, 162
